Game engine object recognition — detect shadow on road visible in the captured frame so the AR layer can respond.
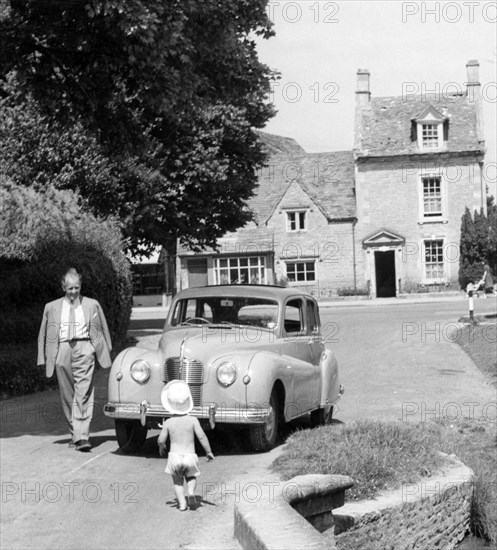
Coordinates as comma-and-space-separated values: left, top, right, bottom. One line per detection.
104, 415, 346, 462
52, 433, 117, 450
0, 369, 113, 438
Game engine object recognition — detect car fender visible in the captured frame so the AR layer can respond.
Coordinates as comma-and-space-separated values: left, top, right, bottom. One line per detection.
204, 350, 255, 408
319, 344, 340, 406
244, 350, 290, 412
108, 347, 162, 404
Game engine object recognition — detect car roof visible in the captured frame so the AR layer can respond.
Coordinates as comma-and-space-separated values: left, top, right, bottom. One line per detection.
173, 285, 314, 301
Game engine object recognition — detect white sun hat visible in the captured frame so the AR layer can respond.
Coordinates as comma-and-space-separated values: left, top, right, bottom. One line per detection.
161, 380, 194, 415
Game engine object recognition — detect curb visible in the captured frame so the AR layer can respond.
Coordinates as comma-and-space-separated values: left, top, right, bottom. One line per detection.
131, 290, 476, 315
234, 474, 354, 550
234, 456, 474, 550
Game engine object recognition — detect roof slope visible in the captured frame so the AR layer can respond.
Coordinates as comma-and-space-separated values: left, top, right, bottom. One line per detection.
357, 93, 484, 157
178, 142, 356, 256
256, 131, 306, 155
252, 150, 356, 223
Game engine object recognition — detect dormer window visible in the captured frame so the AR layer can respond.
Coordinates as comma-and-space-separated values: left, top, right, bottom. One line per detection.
421, 124, 440, 149
411, 105, 448, 151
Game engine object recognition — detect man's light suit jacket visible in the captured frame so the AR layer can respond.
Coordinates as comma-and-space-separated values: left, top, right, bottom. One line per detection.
37, 296, 113, 378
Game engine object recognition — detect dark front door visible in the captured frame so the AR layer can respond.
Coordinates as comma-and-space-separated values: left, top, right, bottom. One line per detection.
188, 259, 208, 288
375, 250, 396, 298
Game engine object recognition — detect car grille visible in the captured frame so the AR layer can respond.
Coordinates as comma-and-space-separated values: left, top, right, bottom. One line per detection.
163, 357, 203, 406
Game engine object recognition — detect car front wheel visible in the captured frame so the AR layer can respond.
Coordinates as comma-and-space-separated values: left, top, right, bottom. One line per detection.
249, 391, 279, 452
115, 419, 148, 453
310, 406, 334, 428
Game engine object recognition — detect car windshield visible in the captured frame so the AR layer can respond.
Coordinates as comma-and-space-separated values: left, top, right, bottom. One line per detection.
169, 297, 279, 330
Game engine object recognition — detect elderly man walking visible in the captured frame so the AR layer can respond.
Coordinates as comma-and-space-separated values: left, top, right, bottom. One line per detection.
37, 268, 112, 451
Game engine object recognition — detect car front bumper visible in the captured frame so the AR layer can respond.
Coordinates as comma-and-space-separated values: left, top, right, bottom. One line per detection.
104, 401, 270, 426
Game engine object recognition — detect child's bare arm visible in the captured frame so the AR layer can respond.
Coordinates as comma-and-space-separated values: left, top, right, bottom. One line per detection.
157, 421, 169, 456
193, 417, 214, 460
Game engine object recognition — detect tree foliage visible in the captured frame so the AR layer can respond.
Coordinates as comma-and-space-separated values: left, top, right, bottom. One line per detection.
458, 206, 496, 289
0, 0, 277, 263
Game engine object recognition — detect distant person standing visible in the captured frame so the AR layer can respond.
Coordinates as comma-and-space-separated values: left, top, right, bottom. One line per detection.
478, 262, 495, 298
37, 268, 112, 451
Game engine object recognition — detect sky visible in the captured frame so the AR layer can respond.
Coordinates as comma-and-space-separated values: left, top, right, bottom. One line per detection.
254, 0, 497, 197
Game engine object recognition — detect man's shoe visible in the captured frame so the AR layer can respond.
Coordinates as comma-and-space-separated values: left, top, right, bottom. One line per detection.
75, 440, 91, 452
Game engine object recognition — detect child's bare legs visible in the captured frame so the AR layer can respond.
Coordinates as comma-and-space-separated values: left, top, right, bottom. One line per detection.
171, 474, 187, 510
186, 476, 197, 508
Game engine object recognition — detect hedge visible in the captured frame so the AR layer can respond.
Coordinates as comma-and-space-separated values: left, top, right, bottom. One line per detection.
0, 343, 58, 398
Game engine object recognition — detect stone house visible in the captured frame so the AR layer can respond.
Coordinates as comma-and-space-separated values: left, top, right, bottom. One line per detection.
176, 60, 486, 298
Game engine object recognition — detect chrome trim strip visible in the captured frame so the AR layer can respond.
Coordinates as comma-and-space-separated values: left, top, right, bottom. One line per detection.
104, 402, 270, 423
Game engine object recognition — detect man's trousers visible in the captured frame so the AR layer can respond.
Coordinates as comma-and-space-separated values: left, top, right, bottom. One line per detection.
55, 340, 96, 443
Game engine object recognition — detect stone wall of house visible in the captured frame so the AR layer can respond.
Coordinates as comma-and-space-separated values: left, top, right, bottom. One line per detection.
354, 155, 485, 291
267, 181, 357, 294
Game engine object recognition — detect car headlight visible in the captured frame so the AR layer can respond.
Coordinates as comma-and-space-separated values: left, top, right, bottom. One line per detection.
217, 362, 237, 387
130, 360, 151, 383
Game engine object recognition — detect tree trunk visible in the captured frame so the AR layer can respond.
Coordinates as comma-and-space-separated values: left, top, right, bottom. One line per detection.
163, 238, 177, 297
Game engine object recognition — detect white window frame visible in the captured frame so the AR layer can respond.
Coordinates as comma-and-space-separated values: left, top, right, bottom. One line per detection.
418, 170, 447, 225
286, 210, 307, 232
214, 256, 266, 285
285, 260, 316, 283
422, 175, 443, 218
417, 122, 444, 150
423, 239, 445, 282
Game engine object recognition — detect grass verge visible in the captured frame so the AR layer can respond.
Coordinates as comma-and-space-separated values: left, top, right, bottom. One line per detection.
273, 420, 449, 501
273, 419, 496, 544
456, 322, 497, 386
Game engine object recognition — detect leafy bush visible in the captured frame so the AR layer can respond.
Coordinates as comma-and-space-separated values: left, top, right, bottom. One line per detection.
459, 207, 493, 290
337, 287, 369, 297
0, 343, 58, 398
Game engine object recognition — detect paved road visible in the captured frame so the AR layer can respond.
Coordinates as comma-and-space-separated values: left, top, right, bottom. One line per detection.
325, 297, 497, 425
1, 297, 495, 549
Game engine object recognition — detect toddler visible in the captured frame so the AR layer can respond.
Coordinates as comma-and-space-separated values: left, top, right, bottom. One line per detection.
158, 380, 214, 511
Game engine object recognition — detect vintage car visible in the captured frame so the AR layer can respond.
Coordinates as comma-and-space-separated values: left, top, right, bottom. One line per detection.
104, 285, 344, 452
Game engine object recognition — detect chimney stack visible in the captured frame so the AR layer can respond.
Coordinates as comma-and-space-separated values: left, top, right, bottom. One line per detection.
465, 60, 483, 143
356, 69, 371, 107
466, 59, 480, 87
